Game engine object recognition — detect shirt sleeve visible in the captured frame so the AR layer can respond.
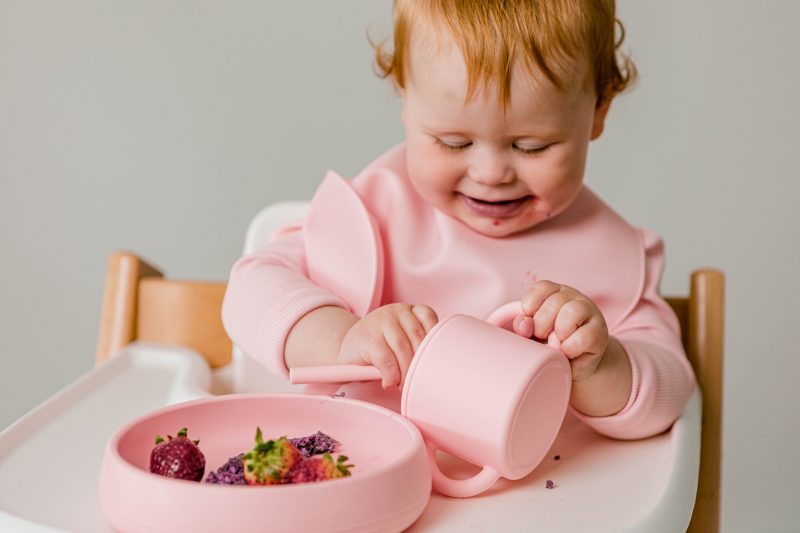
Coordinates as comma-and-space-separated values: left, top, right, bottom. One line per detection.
221, 228, 348, 378
571, 228, 697, 440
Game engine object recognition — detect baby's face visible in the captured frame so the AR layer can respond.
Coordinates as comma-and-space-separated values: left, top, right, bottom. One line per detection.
401, 31, 609, 238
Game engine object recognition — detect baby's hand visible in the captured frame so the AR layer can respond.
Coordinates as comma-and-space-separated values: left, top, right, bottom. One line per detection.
513, 281, 609, 381
337, 303, 439, 389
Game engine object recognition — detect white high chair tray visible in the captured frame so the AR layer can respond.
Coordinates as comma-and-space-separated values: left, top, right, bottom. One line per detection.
0, 343, 700, 533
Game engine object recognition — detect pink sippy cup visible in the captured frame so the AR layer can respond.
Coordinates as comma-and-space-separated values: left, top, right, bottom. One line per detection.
291, 301, 572, 497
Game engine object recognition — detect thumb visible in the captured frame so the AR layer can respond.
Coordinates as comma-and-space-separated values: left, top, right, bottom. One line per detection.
512, 315, 534, 338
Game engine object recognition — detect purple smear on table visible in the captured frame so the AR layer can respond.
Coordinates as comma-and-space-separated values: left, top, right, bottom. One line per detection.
288, 431, 338, 457
205, 454, 245, 485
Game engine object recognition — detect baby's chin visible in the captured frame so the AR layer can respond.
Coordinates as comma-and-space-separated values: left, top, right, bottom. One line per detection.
451, 204, 548, 238
462, 217, 543, 238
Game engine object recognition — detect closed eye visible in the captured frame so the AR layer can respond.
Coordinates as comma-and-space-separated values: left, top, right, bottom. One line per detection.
434, 137, 472, 152
513, 143, 550, 155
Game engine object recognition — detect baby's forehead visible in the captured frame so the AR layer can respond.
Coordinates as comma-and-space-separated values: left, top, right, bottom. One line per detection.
405, 22, 591, 102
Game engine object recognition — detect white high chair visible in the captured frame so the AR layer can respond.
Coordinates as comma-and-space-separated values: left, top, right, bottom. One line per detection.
94, 201, 312, 395
92, 200, 724, 533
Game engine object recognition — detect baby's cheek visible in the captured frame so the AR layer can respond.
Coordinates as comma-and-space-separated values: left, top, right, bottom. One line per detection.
408, 161, 453, 203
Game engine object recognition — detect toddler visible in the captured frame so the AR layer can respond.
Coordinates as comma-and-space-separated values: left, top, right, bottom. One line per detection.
223, 0, 695, 439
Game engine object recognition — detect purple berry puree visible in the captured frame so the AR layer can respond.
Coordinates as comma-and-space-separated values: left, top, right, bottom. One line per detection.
288, 431, 338, 458
205, 454, 246, 485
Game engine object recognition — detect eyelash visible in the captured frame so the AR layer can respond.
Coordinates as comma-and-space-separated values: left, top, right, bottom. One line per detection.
514, 144, 549, 156
433, 138, 550, 156
434, 138, 470, 152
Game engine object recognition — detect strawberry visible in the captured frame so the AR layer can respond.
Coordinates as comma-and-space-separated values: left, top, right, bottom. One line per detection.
285, 453, 353, 484
149, 427, 205, 481
242, 427, 302, 485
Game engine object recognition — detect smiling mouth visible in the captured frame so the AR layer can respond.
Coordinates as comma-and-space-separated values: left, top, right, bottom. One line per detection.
460, 194, 532, 218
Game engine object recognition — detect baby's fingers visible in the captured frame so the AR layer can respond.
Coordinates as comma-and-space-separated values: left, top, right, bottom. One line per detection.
411, 305, 439, 333
553, 299, 594, 342
383, 321, 416, 388
559, 321, 604, 358
399, 309, 427, 352
532, 289, 575, 339
365, 337, 402, 389
521, 280, 561, 316
559, 321, 606, 381
512, 315, 534, 338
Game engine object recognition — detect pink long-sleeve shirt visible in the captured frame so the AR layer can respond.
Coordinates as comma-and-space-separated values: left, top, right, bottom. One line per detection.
222, 144, 695, 440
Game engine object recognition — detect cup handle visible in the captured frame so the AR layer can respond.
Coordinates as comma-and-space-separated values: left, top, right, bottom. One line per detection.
486, 301, 561, 348
425, 440, 501, 498
289, 364, 382, 384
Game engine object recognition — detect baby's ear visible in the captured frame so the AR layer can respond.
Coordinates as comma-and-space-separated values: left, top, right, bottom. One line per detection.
590, 97, 612, 140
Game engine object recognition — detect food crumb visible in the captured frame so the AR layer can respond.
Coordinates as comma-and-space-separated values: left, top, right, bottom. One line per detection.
545, 479, 555, 489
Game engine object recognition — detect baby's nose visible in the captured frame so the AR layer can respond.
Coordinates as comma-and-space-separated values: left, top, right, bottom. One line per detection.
467, 151, 514, 185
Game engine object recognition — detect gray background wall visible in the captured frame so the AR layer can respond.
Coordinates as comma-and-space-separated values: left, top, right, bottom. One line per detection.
1, 1, 798, 531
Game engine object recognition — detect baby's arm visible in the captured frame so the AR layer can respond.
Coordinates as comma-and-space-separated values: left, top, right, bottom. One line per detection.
573, 230, 695, 439
222, 229, 438, 388
222, 230, 349, 378
284, 306, 358, 368
513, 230, 694, 439
514, 281, 632, 417
286, 304, 438, 389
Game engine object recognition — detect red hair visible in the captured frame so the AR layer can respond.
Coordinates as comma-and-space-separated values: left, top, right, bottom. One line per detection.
373, 0, 637, 104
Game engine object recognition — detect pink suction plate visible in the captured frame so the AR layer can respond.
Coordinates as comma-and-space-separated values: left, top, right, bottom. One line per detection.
99, 393, 431, 533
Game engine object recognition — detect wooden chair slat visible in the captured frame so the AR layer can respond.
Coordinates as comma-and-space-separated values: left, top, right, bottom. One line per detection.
685, 269, 725, 533
95, 251, 163, 364
136, 278, 231, 368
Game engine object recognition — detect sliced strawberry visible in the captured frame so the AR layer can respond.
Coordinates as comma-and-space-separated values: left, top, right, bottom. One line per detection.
242, 427, 302, 485
285, 453, 353, 483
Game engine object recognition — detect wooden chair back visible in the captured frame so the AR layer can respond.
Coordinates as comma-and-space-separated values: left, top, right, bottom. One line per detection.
666, 269, 724, 533
95, 252, 231, 368
95, 254, 723, 531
